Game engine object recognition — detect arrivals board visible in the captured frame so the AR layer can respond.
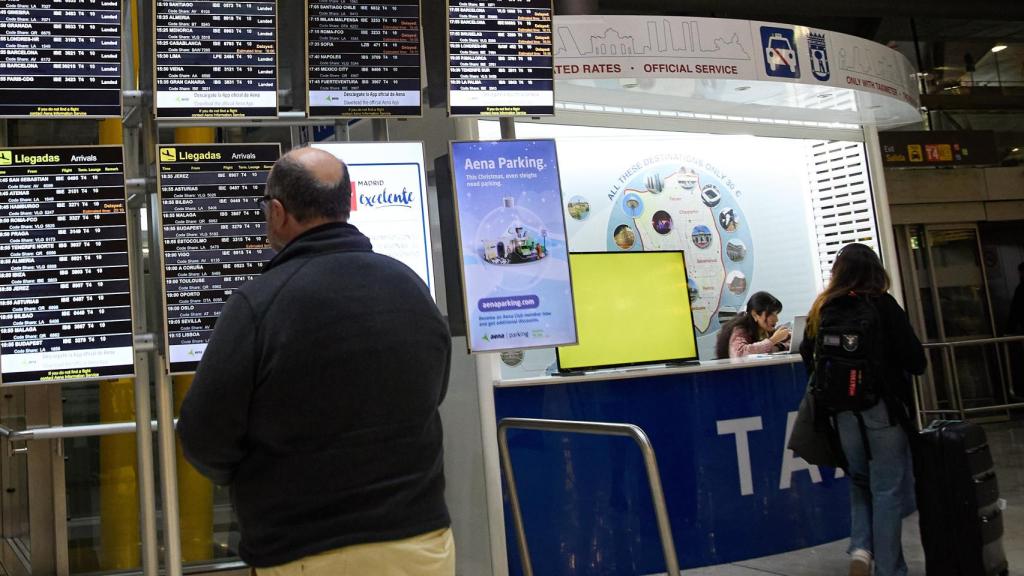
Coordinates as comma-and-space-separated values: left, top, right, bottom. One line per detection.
447, 0, 554, 116
0, 146, 134, 385
157, 143, 279, 374
307, 0, 422, 117
0, 0, 122, 117
154, 1, 278, 118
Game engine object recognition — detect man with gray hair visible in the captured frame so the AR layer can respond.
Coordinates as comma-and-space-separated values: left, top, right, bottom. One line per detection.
177, 147, 454, 575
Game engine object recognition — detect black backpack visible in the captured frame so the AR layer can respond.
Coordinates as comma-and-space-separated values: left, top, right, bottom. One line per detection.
811, 292, 884, 414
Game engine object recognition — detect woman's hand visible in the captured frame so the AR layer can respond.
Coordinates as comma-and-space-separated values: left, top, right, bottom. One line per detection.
769, 326, 792, 345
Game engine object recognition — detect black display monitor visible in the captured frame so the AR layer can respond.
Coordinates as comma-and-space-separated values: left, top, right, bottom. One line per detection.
0, 145, 135, 385
557, 251, 699, 373
446, 0, 554, 116
0, 0, 122, 117
306, 0, 423, 117
154, 0, 279, 118
157, 143, 280, 374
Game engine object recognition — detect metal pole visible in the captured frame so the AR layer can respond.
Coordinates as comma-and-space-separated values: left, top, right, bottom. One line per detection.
155, 367, 183, 576
123, 0, 159, 570
371, 118, 390, 141
497, 418, 680, 576
334, 119, 350, 142
499, 117, 516, 140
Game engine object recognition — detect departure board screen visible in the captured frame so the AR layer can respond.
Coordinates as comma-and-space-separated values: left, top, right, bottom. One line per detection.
154, 1, 278, 118
0, 0, 122, 117
447, 0, 553, 116
0, 146, 134, 385
158, 143, 279, 374
307, 0, 422, 117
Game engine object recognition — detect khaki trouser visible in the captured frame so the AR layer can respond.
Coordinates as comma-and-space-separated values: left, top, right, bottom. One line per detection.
254, 527, 455, 576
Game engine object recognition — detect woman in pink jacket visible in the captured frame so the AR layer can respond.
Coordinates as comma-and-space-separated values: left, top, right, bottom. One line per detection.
714, 291, 792, 358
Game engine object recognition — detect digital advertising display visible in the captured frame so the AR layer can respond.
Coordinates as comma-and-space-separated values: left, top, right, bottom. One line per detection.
447, 0, 554, 116
0, 0, 122, 117
154, 0, 278, 118
311, 141, 434, 299
449, 139, 574, 352
158, 143, 280, 374
556, 251, 698, 372
0, 145, 135, 385
306, 0, 422, 117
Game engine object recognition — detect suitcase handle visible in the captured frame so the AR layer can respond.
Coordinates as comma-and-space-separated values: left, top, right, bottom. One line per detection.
973, 470, 996, 484
980, 507, 1002, 524
965, 443, 990, 456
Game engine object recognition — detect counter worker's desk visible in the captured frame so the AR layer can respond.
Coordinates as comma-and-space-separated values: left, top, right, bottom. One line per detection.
493, 354, 849, 575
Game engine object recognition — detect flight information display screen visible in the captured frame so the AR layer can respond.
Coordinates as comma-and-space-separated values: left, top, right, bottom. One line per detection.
154, 0, 278, 118
158, 143, 279, 374
307, 0, 422, 117
0, 146, 134, 385
447, 0, 554, 116
0, 0, 122, 117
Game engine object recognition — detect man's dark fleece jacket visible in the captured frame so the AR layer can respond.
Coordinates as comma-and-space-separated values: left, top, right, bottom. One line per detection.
177, 222, 451, 568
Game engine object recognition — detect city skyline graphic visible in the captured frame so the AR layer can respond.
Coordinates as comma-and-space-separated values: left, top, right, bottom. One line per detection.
556, 19, 752, 60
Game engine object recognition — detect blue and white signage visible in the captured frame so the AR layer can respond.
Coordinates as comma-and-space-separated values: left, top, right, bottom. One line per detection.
450, 139, 576, 353
808, 32, 830, 81
760, 26, 800, 78
312, 142, 435, 299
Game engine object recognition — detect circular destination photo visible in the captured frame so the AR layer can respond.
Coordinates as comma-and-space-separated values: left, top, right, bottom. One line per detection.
567, 195, 590, 221
726, 270, 748, 295
719, 207, 739, 232
701, 185, 721, 207
678, 168, 698, 190
622, 193, 644, 218
613, 224, 636, 250
726, 239, 747, 262
651, 210, 673, 235
500, 350, 525, 367
691, 224, 713, 249
687, 277, 699, 303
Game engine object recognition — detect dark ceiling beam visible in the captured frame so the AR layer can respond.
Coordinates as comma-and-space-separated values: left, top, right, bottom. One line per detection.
597, 0, 1024, 20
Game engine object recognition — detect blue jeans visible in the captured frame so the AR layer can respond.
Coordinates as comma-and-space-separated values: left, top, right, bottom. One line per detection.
837, 400, 915, 576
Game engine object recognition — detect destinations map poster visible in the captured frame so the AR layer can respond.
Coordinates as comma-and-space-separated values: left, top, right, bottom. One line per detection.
0, 145, 135, 385
551, 129, 820, 360
450, 139, 575, 353
154, 0, 278, 118
158, 143, 280, 374
447, 0, 554, 116
0, 0, 122, 117
307, 0, 422, 117
311, 142, 434, 299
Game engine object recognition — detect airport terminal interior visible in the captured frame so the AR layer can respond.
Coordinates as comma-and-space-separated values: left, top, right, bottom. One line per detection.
0, 0, 1023, 575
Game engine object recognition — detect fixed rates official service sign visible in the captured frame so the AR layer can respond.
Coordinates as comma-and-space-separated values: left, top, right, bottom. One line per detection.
449, 140, 575, 353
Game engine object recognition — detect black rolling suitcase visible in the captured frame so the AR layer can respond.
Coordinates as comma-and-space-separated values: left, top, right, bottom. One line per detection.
914, 420, 1008, 576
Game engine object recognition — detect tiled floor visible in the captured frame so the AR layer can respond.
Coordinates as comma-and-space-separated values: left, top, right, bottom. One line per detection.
683, 419, 1024, 576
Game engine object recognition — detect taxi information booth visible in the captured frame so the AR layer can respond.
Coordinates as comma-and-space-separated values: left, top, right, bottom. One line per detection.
454, 13, 922, 575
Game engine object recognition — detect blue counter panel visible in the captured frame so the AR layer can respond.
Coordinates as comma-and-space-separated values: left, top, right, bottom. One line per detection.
493, 362, 849, 575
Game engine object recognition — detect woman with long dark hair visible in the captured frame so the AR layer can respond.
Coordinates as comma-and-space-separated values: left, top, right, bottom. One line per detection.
714, 291, 790, 358
799, 243, 926, 576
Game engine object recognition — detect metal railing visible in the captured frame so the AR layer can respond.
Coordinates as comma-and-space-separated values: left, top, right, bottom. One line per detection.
497, 418, 680, 576
914, 334, 1024, 428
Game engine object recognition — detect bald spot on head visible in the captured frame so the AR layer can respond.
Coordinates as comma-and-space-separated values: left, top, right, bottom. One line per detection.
284, 147, 347, 188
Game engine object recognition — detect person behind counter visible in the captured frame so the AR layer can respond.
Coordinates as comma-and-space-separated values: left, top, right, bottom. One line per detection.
714, 291, 791, 358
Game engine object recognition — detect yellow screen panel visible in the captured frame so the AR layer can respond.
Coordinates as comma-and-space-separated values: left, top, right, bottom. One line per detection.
557, 251, 698, 371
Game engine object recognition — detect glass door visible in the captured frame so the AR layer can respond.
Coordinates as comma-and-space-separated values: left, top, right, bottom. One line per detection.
924, 225, 1007, 411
